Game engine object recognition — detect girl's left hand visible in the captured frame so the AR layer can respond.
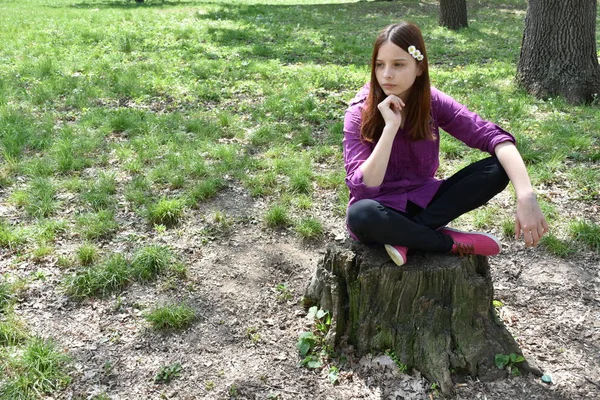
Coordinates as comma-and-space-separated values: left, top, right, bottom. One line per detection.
514, 193, 549, 247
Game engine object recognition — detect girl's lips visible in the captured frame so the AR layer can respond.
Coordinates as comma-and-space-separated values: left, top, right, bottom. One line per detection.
382, 84, 396, 88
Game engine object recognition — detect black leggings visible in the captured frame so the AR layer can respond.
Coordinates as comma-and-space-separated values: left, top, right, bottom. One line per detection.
346, 157, 509, 253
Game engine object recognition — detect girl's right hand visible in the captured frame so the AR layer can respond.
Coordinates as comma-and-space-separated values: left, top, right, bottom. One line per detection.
377, 95, 404, 129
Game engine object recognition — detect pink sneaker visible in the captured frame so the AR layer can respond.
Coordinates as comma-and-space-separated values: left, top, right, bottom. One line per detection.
384, 244, 408, 266
440, 227, 501, 256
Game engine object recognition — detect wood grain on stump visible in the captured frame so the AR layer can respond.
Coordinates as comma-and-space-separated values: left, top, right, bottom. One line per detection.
304, 241, 541, 395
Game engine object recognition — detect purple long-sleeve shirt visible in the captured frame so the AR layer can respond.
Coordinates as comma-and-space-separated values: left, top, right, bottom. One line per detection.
343, 84, 515, 213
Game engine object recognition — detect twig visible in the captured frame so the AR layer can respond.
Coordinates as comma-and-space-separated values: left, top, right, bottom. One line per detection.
584, 376, 600, 389
245, 383, 300, 395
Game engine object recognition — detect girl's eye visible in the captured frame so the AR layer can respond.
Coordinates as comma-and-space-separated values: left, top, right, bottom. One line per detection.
376, 63, 383, 68
395, 63, 403, 68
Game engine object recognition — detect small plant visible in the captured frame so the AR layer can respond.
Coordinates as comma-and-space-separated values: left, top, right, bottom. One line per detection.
228, 383, 238, 397
541, 233, 576, 257
76, 243, 100, 266
273, 283, 293, 302
35, 218, 67, 243
0, 309, 29, 346
154, 362, 182, 384
296, 307, 333, 370
77, 210, 119, 240
501, 218, 515, 238
64, 253, 130, 299
264, 205, 290, 228
569, 220, 600, 252
81, 172, 117, 211
24, 177, 58, 218
0, 281, 13, 310
327, 365, 340, 385
295, 217, 323, 239
205, 380, 216, 391
145, 303, 196, 330
495, 353, 525, 376
0, 220, 25, 249
385, 350, 409, 373
187, 177, 224, 207
131, 245, 173, 281
246, 327, 261, 343
0, 337, 72, 397
31, 245, 53, 262
289, 170, 313, 194
147, 198, 185, 227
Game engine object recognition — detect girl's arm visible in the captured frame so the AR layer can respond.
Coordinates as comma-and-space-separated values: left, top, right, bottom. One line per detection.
359, 95, 404, 187
494, 141, 549, 247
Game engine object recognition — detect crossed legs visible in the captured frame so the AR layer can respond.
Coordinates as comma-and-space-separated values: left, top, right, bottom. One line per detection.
346, 157, 510, 253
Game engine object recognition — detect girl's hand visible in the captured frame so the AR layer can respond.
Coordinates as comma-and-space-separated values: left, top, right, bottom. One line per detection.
514, 193, 549, 247
377, 95, 404, 128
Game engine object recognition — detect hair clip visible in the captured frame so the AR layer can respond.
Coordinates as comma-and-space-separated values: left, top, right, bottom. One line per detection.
408, 45, 424, 61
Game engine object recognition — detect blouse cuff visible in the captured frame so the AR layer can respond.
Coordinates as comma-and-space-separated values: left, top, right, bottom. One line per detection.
346, 168, 382, 199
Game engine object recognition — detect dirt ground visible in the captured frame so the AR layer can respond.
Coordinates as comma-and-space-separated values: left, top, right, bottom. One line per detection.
2, 179, 599, 400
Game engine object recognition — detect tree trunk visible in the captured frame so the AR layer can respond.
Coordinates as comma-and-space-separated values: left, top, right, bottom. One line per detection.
304, 241, 541, 396
517, 0, 600, 105
439, 0, 468, 30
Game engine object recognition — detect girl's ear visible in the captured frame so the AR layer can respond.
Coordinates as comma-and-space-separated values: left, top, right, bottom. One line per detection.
416, 64, 423, 76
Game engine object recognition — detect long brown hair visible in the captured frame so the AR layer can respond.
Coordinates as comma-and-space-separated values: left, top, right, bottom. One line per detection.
361, 22, 432, 142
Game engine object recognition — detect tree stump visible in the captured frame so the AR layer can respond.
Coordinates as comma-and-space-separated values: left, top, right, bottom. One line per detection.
304, 240, 541, 395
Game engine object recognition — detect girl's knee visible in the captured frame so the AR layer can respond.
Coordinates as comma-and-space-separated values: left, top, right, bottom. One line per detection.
488, 159, 510, 189
480, 158, 509, 191
347, 199, 382, 232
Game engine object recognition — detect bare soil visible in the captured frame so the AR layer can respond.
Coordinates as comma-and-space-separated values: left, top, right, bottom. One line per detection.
2, 180, 599, 400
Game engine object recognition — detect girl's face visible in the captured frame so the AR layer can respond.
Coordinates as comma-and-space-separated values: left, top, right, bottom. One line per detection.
375, 41, 422, 101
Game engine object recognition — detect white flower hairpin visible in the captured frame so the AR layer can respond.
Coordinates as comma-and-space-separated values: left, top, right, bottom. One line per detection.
408, 45, 424, 61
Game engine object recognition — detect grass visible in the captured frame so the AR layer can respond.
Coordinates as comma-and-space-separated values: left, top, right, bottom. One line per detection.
570, 220, 600, 253
76, 210, 119, 241
147, 198, 186, 227
76, 243, 100, 266
295, 217, 324, 239
0, 221, 26, 250
264, 205, 291, 228
145, 303, 196, 330
0, 337, 72, 399
65, 245, 179, 299
131, 245, 173, 281
64, 253, 131, 299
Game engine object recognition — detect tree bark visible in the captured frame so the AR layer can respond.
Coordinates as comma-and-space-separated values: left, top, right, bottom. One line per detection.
517, 0, 600, 104
439, 0, 468, 30
305, 241, 541, 395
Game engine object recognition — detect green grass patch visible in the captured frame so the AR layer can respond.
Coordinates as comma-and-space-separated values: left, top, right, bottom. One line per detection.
131, 245, 173, 282
76, 210, 119, 241
64, 254, 130, 299
264, 205, 291, 229
76, 243, 100, 266
295, 217, 323, 239
0, 337, 72, 399
23, 178, 58, 219
569, 220, 600, 253
540, 233, 576, 257
145, 303, 196, 330
0, 221, 26, 250
81, 172, 117, 211
147, 198, 186, 227
0, 310, 29, 347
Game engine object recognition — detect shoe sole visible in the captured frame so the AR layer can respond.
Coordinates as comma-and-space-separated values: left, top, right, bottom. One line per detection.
441, 227, 502, 254
384, 244, 406, 266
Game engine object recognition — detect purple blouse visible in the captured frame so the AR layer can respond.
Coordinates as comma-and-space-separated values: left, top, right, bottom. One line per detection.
343, 84, 516, 213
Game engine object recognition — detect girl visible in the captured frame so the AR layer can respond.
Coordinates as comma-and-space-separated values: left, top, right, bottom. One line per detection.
344, 22, 548, 266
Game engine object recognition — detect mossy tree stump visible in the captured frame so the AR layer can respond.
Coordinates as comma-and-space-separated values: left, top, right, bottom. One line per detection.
304, 241, 541, 395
